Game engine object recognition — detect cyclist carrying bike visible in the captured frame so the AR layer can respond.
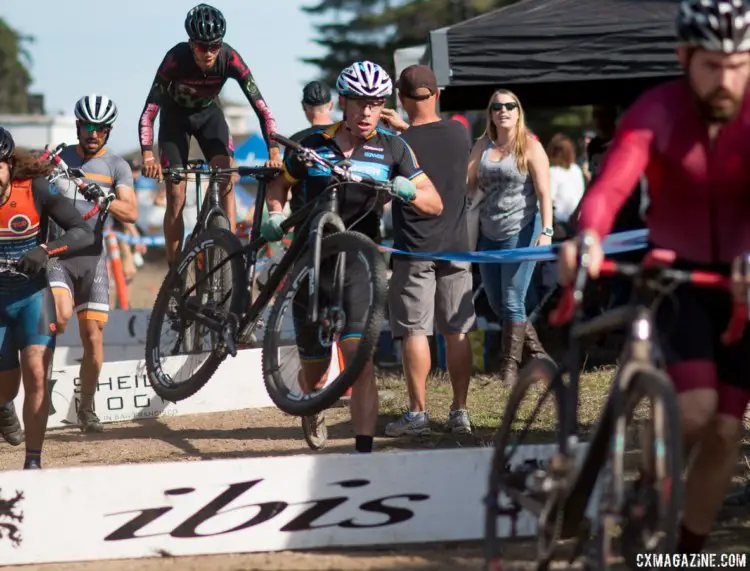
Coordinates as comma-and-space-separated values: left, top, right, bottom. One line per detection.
139, 3, 282, 267
0, 127, 95, 469
558, 0, 750, 554
261, 61, 443, 452
47, 94, 138, 433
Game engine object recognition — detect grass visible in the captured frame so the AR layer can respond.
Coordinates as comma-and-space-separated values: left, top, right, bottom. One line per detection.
374, 365, 616, 450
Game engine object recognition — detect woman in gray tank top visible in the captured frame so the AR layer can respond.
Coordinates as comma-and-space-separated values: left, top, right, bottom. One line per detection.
467, 89, 554, 386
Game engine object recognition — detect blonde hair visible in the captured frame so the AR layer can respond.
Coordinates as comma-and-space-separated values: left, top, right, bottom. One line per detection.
483, 89, 530, 174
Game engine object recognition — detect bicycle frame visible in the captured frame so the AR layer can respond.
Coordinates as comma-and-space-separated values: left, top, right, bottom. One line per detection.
500, 297, 663, 540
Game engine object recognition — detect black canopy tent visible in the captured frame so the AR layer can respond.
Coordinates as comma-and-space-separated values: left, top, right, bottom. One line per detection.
429, 0, 683, 110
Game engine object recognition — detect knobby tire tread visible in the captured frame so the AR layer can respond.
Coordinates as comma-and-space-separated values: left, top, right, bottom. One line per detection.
146, 228, 245, 402
261, 231, 387, 416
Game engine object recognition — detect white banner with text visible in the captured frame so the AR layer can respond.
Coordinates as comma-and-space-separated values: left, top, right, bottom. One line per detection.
0, 446, 583, 566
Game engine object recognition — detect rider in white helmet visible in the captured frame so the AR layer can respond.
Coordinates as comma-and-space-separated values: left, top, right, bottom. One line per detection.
260, 61, 444, 453
46, 94, 139, 433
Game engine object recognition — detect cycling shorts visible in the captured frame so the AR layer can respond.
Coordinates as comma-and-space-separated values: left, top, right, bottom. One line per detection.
158, 101, 235, 169
656, 273, 750, 419
48, 254, 109, 323
0, 285, 56, 371
291, 256, 371, 361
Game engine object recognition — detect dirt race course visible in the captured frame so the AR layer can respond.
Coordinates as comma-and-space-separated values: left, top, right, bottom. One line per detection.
2, 259, 750, 570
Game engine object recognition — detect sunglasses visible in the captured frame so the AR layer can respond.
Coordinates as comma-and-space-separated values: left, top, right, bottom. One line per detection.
350, 97, 386, 110
80, 123, 110, 134
192, 41, 222, 53
491, 102, 519, 112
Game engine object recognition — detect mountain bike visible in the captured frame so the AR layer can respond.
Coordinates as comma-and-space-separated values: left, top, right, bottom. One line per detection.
145, 132, 393, 416
484, 242, 748, 571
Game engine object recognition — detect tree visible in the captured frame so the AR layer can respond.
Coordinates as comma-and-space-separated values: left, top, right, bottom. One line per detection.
302, 0, 517, 90
0, 18, 34, 113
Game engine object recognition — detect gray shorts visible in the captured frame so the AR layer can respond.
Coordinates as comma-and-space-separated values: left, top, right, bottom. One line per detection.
388, 257, 476, 339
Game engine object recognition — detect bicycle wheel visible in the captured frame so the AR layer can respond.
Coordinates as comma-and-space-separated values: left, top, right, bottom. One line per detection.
589, 370, 683, 571
484, 358, 562, 571
146, 228, 245, 402
262, 231, 387, 416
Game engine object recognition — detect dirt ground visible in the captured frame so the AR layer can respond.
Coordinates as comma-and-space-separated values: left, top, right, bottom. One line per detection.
2, 257, 749, 570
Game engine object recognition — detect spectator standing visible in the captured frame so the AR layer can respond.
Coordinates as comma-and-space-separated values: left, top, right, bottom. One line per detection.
467, 89, 554, 386
379, 65, 476, 436
547, 134, 585, 226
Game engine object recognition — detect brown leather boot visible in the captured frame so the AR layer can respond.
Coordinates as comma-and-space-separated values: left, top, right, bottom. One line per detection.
499, 321, 526, 387
523, 321, 550, 362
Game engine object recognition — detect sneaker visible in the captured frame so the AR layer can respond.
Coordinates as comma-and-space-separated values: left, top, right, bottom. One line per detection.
0, 406, 24, 446
78, 409, 104, 433
384, 411, 431, 437
23, 459, 41, 470
302, 412, 328, 450
446, 409, 472, 435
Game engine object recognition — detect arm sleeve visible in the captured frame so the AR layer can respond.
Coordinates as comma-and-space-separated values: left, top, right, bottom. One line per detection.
227, 47, 279, 150
32, 178, 94, 258
138, 49, 176, 152
577, 98, 656, 238
392, 136, 425, 181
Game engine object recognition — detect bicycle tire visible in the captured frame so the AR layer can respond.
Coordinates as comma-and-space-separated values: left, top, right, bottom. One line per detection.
146, 228, 245, 402
261, 231, 387, 416
592, 370, 683, 570
484, 358, 561, 571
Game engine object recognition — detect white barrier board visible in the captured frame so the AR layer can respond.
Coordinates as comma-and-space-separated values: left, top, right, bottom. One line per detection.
56, 309, 152, 347
22, 346, 342, 428
18, 349, 274, 429
0, 446, 590, 566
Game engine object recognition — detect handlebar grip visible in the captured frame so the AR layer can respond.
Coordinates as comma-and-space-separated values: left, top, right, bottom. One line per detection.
271, 132, 302, 151
721, 301, 748, 345
549, 286, 577, 326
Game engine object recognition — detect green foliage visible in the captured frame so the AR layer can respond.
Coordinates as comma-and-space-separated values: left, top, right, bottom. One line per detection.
0, 18, 34, 113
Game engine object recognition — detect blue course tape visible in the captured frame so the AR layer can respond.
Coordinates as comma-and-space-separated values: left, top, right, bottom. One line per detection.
108, 228, 649, 263
379, 229, 648, 264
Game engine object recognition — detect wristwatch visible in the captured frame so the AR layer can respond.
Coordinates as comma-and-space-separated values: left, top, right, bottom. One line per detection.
542, 226, 554, 237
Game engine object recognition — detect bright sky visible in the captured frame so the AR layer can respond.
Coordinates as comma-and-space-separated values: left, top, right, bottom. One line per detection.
3, 0, 328, 154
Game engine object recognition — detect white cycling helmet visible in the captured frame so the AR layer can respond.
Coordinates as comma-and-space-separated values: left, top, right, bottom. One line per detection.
74, 94, 118, 125
677, 0, 750, 53
336, 61, 393, 98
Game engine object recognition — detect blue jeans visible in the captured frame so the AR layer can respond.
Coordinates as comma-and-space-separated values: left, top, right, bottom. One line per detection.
478, 214, 541, 323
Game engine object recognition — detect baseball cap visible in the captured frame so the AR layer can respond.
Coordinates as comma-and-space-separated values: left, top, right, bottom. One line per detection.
397, 65, 438, 100
302, 81, 332, 106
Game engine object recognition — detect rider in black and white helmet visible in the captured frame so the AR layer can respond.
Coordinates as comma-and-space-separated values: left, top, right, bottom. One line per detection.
74, 94, 118, 155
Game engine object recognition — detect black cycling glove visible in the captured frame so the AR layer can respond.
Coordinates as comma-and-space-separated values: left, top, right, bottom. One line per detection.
17, 246, 49, 275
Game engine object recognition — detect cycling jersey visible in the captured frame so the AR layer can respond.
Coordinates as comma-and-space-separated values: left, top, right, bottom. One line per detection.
138, 42, 277, 153
47, 145, 132, 322
578, 79, 750, 265
282, 122, 426, 239
0, 176, 93, 367
0, 177, 93, 293
576, 78, 750, 418
49, 145, 133, 255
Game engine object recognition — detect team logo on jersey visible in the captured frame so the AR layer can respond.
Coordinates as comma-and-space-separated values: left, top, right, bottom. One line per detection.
8, 215, 30, 234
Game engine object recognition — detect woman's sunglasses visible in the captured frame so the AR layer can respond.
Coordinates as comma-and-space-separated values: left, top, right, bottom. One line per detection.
491, 102, 519, 112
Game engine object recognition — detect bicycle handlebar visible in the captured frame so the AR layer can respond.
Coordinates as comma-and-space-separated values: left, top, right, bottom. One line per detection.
0, 259, 29, 279
40, 144, 113, 216
161, 165, 282, 183
270, 132, 397, 195
549, 244, 747, 345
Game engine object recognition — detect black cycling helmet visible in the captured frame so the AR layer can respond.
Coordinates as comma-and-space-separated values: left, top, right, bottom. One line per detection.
0, 127, 15, 162
185, 4, 226, 43
302, 81, 332, 106
677, 0, 750, 53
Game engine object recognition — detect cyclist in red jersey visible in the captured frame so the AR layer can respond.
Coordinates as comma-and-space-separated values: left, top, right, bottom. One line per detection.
139, 3, 281, 266
558, 0, 750, 555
